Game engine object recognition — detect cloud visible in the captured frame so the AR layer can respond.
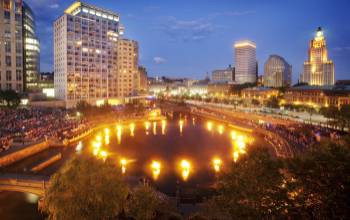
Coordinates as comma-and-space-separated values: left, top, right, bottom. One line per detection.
156, 16, 218, 42
153, 57, 166, 64
49, 3, 59, 9
210, 10, 256, 18
333, 46, 350, 52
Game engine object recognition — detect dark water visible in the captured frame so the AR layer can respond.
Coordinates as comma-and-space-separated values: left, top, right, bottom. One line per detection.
0, 115, 260, 219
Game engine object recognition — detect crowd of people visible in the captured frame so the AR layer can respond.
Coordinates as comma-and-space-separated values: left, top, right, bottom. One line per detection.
190, 105, 342, 156
0, 108, 89, 152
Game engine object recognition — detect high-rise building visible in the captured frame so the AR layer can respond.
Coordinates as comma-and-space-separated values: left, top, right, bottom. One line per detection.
263, 55, 292, 88
212, 65, 235, 82
22, 2, 40, 91
116, 38, 139, 97
300, 27, 334, 86
234, 40, 257, 84
138, 66, 148, 94
0, 0, 39, 93
54, 1, 123, 107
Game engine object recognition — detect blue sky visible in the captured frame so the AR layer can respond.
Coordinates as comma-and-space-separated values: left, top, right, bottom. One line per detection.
27, 0, 350, 83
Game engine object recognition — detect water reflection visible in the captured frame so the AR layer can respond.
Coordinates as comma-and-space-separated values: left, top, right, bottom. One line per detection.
130, 123, 135, 137
153, 122, 157, 135
161, 120, 166, 135
86, 119, 252, 180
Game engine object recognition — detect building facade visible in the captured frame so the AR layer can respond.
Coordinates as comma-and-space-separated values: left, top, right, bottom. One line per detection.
300, 27, 334, 86
212, 65, 234, 82
234, 40, 257, 84
22, 1, 40, 91
263, 55, 292, 88
285, 85, 350, 108
54, 1, 123, 107
0, 0, 39, 93
138, 66, 148, 94
116, 39, 139, 97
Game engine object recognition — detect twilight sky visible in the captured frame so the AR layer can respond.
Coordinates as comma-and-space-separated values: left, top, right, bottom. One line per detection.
27, 0, 350, 83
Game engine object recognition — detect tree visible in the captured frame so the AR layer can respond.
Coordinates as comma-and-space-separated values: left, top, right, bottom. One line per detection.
0, 90, 21, 108
286, 140, 350, 219
41, 155, 129, 220
207, 147, 291, 219
126, 184, 161, 220
266, 96, 280, 109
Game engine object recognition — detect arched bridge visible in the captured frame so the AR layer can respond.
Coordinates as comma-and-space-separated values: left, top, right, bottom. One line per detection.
0, 173, 49, 196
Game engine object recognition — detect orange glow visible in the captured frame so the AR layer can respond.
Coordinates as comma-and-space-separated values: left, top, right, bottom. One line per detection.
161, 120, 166, 135
129, 123, 135, 137
207, 121, 213, 131
151, 160, 161, 180
180, 159, 191, 181
153, 122, 157, 135
120, 158, 127, 174
212, 158, 222, 172
218, 125, 224, 135
179, 120, 184, 134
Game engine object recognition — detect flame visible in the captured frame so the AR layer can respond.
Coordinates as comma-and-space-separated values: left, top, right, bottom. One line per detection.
75, 141, 83, 153
99, 151, 108, 161
212, 158, 222, 172
207, 121, 213, 131
180, 159, 191, 181
120, 158, 127, 174
151, 160, 161, 180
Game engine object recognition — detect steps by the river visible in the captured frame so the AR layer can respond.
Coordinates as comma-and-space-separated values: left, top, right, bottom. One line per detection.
30, 153, 62, 173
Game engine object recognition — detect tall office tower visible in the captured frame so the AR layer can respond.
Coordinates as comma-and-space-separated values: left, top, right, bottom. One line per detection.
300, 27, 334, 86
116, 39, 139, 97
0, 0, 24, 92
263, 55, 292, 88
234, 40, 257, 84
54, 1, 123, 107
22, 2, 40, 91
0, 0, 39, 93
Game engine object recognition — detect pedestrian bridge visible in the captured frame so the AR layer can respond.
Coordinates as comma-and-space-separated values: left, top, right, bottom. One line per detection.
0, 173, 49, 196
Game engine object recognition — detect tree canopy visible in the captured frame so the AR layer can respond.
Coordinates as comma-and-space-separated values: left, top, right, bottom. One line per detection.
41, 155, 128, 220
205, 137, 350, 219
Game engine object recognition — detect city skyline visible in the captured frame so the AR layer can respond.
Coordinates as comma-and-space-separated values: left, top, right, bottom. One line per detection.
27, 0, 350, 83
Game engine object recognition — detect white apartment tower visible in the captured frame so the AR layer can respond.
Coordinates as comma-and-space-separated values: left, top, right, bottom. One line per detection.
234, 40, 257, 84
54, 1, 124, 107
117, 39, 139, 97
